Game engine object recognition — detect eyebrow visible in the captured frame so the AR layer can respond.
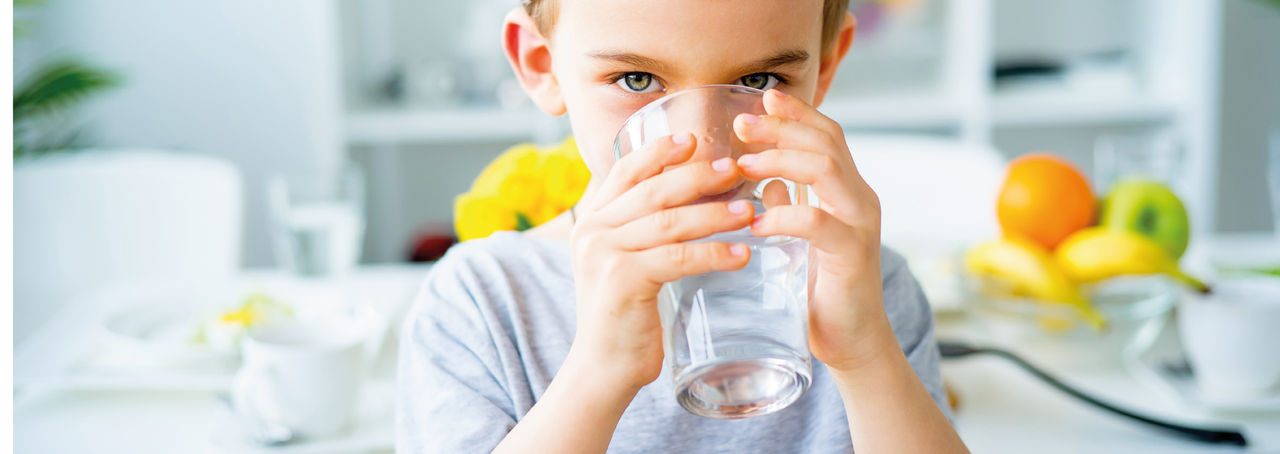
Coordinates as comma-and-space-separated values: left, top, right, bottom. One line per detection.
587, 49, 811, 75
729, 50, 811, 75
587, 50, 672, 73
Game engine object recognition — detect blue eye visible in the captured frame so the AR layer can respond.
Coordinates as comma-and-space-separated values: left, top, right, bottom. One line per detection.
615, 72, 664, 94
737, 73, 781, 90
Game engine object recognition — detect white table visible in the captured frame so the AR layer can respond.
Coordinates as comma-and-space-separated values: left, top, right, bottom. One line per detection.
939, 326, 1280, 453
14, 235, 1280, 452
14, 264, 431, 453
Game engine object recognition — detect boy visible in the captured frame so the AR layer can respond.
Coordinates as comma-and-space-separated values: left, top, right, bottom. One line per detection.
398, 0, 968, 452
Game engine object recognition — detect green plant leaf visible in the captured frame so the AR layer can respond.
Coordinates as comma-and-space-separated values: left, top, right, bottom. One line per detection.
515, 212, 533, 231
14, 60, 119, 121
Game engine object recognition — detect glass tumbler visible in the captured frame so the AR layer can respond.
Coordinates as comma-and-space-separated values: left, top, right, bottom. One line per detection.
267, 164, 366, 278
1094, 130, 1185, 194
613, 85, 812, 419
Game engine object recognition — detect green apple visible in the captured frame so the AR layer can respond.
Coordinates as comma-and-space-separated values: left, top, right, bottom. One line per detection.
1100, 179, 1191, 259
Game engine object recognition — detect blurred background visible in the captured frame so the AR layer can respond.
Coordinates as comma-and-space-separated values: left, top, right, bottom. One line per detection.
12, 0, 1280, 452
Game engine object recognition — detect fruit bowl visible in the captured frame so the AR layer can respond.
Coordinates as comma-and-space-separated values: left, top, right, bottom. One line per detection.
960, 273, 1179, 369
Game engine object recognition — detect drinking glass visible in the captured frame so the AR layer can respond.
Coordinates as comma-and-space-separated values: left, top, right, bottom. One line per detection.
613, 85, 812, 419
1094, 130, 1185, 194
268, 165, 365, 277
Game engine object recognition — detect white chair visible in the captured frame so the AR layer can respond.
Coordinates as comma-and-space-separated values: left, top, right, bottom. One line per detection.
845, 135, 1007, 310
14, 150, 243, 344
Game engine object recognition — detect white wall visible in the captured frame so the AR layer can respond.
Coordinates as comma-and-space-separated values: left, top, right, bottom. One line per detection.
1215, 0, 1280, 232
992, 0, 1133, 60
16, 0, 346, 267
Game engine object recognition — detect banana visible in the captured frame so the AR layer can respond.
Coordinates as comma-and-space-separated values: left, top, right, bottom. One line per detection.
965, 236, 1106, 330
1055, 227, 1211, 293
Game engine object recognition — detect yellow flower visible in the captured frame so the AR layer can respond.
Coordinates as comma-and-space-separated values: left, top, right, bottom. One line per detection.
455, 192, 520, 242
470, 144, 540, 197
454, 136, 591, 241
542, 137, 590, 210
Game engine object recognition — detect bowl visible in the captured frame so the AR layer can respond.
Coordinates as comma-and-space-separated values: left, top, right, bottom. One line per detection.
960, 273, 1179, 369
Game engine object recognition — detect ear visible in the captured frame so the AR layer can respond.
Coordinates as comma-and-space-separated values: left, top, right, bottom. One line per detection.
812, 11, 856, 108
502, 8, 565, 116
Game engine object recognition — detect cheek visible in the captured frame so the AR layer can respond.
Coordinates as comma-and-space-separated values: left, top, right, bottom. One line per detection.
791, 67, 824, 104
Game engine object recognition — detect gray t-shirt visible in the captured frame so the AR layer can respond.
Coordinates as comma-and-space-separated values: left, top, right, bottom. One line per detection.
397, 231, 950, 453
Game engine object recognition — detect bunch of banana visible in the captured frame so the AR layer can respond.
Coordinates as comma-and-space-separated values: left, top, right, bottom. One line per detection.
1055, 227, 1211, 293
965, 236, 1107, 330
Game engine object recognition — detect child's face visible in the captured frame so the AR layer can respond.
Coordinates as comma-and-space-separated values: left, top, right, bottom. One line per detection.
508, 0, 847, 184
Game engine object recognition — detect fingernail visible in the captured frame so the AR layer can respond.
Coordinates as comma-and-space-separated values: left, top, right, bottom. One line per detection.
743, 114, 762, 125
673, 133, 692, 145
728, 200, 748, 214
730, 243, 748, 257
738, 154, 759, 167
770, 89, 788, 99
712, 157, 733, 172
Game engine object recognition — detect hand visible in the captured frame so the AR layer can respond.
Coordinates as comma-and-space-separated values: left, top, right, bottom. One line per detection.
568, 133, 755, 390
733, 89, 893, 373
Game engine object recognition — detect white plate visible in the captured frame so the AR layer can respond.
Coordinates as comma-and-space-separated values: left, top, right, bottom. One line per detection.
103, 299, 238, 367
211, 379, 395, 453
1125, 316, 1280, 413
1128, 357, 1280, 412
89, 284, 390, 393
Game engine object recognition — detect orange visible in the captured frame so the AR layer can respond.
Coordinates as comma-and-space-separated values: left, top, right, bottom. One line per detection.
997, 153, 1096, 250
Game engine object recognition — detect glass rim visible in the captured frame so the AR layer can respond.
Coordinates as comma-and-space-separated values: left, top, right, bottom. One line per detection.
613, 84, 767, 151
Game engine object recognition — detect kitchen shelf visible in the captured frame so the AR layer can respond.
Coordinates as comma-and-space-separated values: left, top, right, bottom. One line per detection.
821, 94, 963, 131
992, 89, 1175, 128
345, 106, 546, 146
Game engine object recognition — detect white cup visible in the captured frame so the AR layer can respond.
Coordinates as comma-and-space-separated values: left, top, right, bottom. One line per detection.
1179, 277, 1280, 401
233, 313, 369, 439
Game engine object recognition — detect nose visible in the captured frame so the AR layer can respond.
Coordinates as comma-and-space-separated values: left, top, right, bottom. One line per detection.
661, 86, 764, 163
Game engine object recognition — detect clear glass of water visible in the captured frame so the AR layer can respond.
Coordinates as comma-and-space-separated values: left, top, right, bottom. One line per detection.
1094, 130, 1185, 193
613, 85, 812, 419
268, 164, 366, 278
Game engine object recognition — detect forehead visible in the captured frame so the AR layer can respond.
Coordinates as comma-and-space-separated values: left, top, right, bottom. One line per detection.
554, 0, 824, 68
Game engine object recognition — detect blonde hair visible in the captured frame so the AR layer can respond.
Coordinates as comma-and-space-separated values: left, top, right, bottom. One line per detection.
521, 0, 851, 52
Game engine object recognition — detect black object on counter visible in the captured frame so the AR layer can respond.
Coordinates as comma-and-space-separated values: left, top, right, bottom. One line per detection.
939, 340, 1249, 447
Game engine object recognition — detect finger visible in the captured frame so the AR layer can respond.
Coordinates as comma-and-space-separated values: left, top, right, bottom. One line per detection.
614, 200, 755, 250
596, 157, 743, 226
738, 148, 840, 186
734, 112, 837, 155
587, 133, 695, 211
738, 148, 860, 210
761, 178, 793, 209
634, 241, 751, 284
762, 89, 844, 137
750, 204, 859, 254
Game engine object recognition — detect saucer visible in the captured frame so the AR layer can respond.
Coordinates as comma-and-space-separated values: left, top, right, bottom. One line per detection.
211, 379, 394, 453
1126, 325, 1280, 413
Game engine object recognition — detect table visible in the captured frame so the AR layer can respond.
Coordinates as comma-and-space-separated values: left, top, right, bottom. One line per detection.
14, 264, 431, 453
939, 324, 1280, 453
943, 232, 1280, 452
14, 235, 1280, 452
